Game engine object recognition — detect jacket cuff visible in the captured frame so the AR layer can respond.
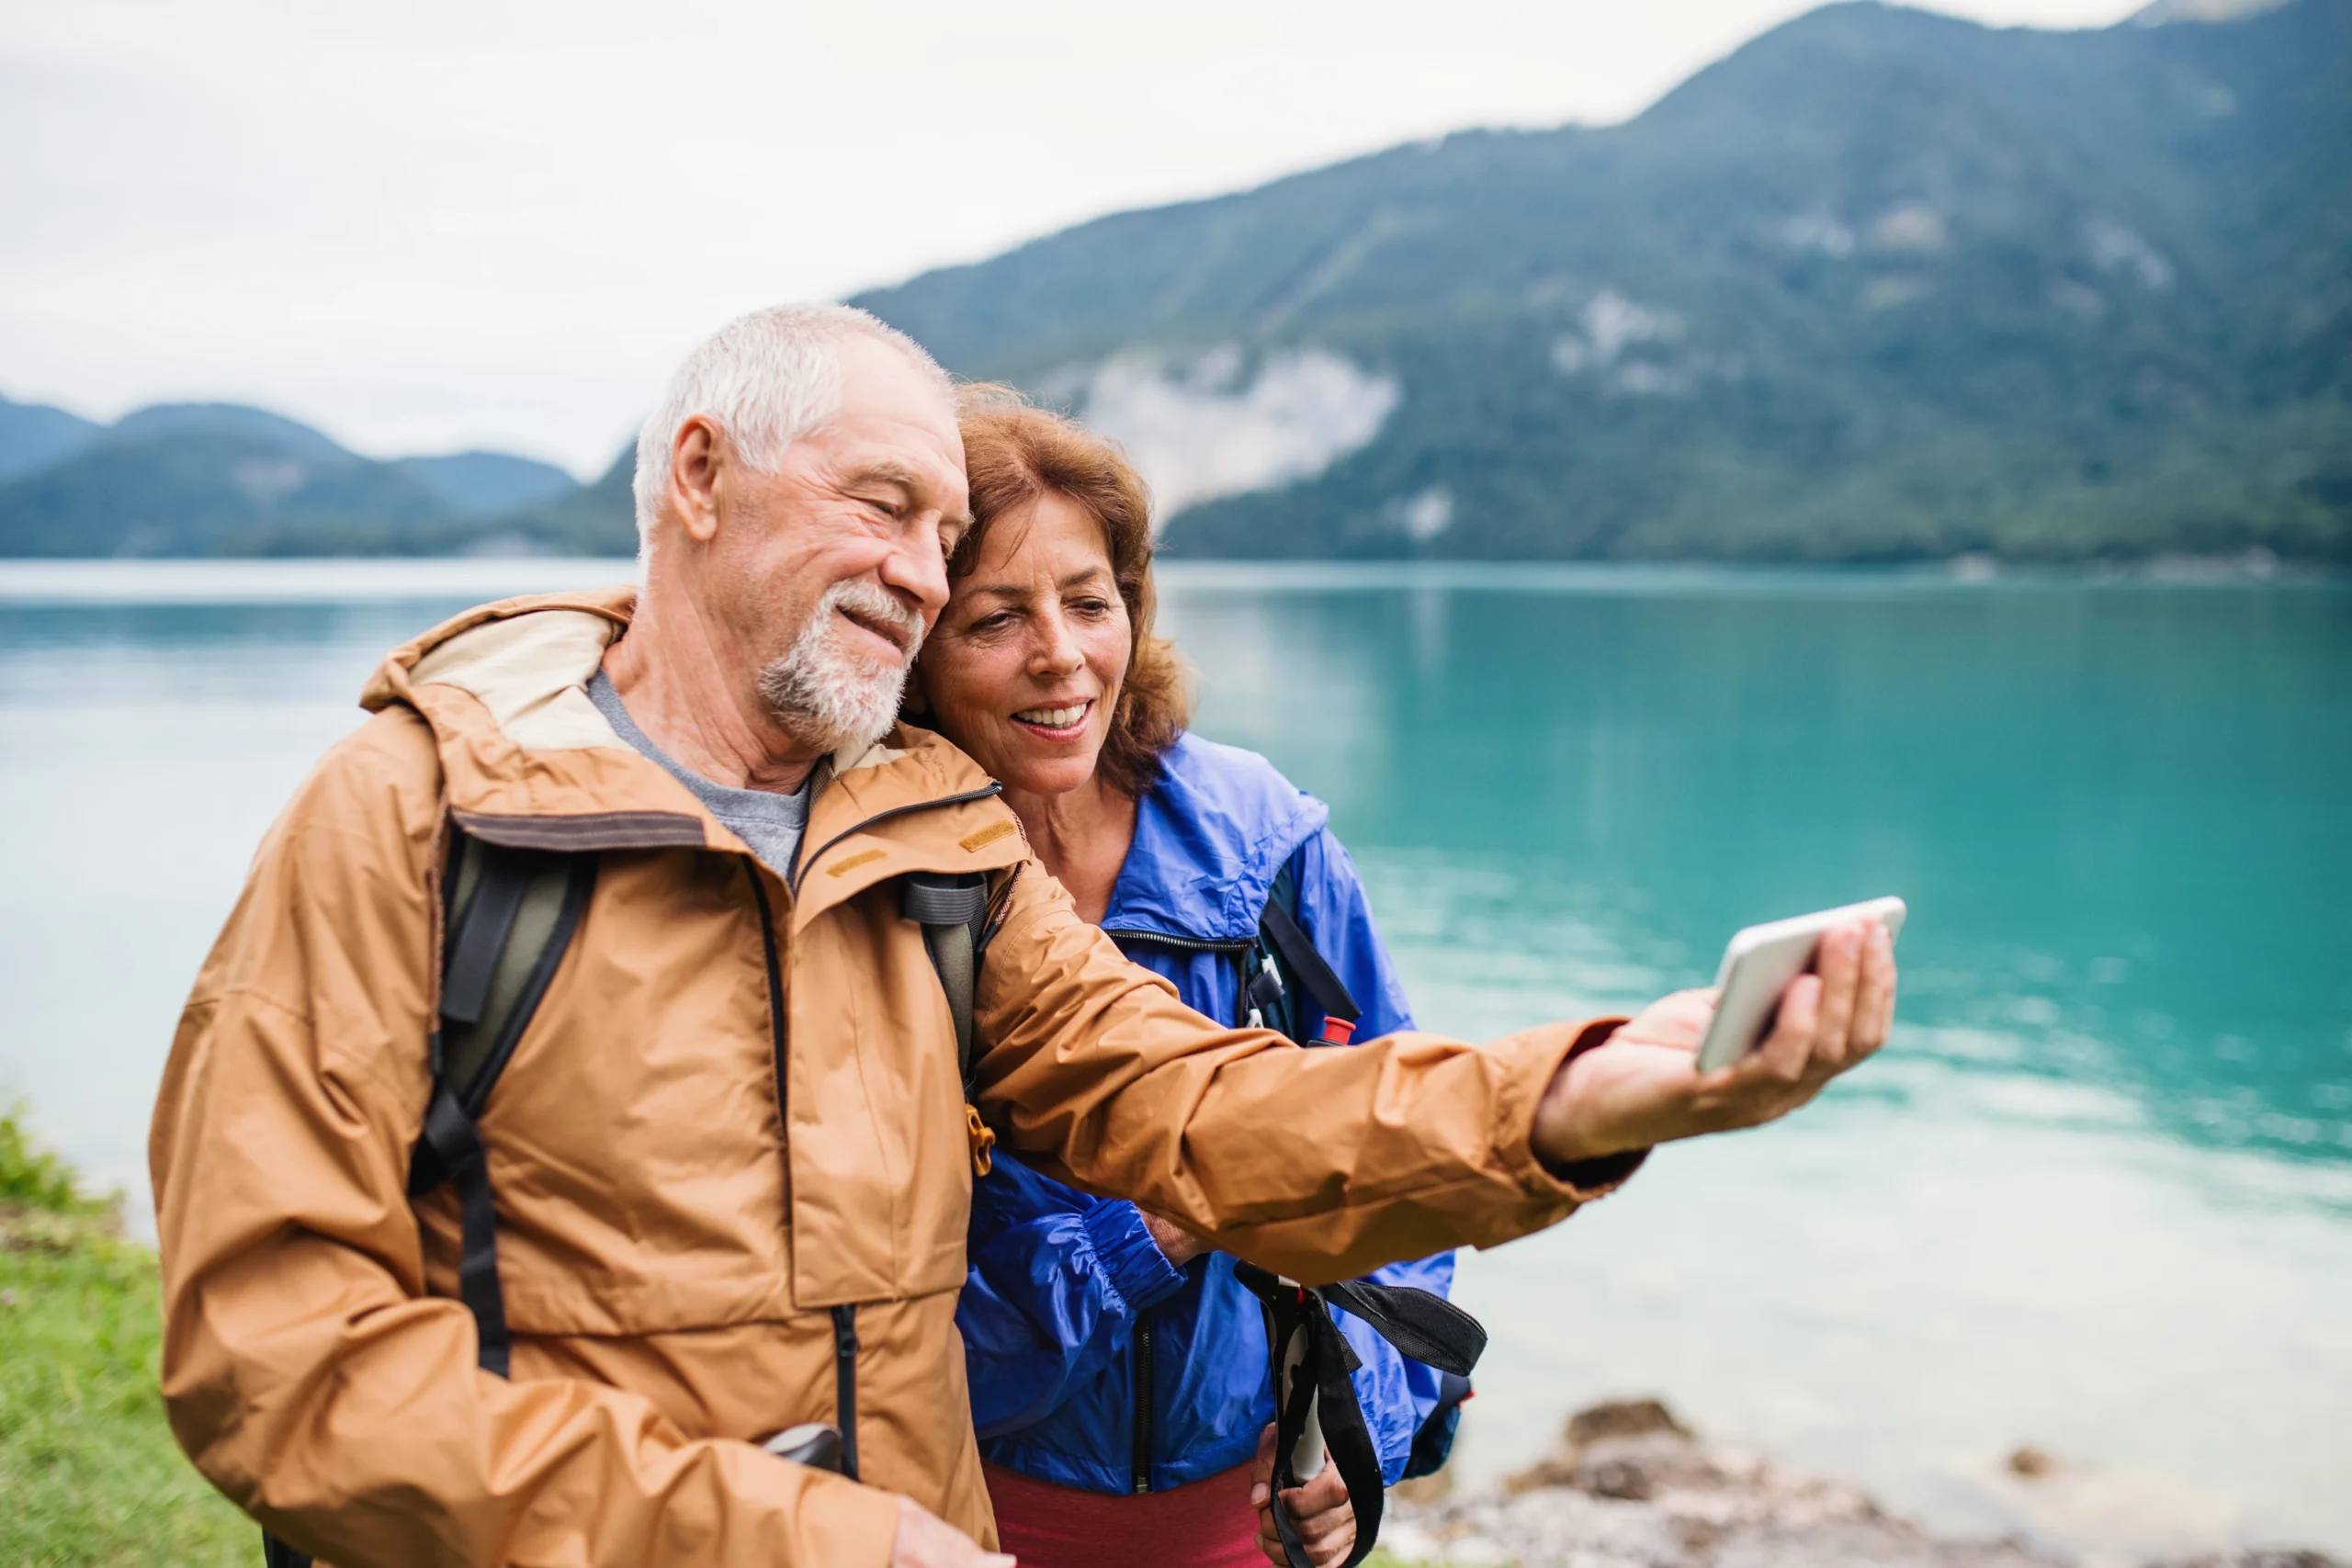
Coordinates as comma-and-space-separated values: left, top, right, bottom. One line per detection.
1490, 1017, 1653, 1202
1082, 1201, 1190, 1314
1539, 1019, 1653, 1197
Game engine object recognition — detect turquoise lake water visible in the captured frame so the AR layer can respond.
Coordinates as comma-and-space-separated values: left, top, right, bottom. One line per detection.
2, 559, 2346, 1555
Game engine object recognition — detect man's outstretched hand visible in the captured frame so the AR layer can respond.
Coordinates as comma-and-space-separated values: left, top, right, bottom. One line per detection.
890, 1495, 1013, 1568
1532, 919, 1897, 1167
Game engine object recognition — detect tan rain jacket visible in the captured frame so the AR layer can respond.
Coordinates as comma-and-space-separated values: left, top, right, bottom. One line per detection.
150, 589, 1634, 1568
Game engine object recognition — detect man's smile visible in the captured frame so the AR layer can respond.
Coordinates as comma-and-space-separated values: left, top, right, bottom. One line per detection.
836, 603, 912, 660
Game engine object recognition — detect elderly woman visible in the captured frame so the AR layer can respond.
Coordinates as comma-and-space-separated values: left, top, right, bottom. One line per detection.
904, 395, 1464, 1568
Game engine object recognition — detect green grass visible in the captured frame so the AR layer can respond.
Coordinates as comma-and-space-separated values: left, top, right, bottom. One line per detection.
0, 1105, 1479, 1566
0, 1107, 252, 1567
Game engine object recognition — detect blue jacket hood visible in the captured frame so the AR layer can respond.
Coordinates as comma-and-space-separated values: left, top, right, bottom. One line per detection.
1100, 732, 1330, 945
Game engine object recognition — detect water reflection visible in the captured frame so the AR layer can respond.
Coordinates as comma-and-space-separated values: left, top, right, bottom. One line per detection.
1163, 578, 2352, 1166
2, 565, 2347, 1549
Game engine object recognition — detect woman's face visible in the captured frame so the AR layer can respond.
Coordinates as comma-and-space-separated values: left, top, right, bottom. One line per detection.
918, 491, 1132, 799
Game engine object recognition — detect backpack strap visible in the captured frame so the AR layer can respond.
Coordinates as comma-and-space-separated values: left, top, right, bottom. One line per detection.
1233, 1261, 1487, 1568
900, 871, 991, 1081
901, 870, 997, 1181
1247, 858, 1363, 1046
264, 828, 594, 1568
406, 828, 597, 1373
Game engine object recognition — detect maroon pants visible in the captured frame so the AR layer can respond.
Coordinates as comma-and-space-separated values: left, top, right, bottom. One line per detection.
982, 1459, 1266, 1568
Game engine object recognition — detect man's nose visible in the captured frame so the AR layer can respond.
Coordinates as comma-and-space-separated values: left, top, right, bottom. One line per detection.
879, 521, 951, 625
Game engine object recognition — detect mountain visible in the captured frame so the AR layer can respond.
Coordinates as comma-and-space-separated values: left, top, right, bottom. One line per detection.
479, 445, 639, 555
0, 400, 602, 557
854, 0, 2352, 562
394, 450, 580, 517
0, 395, 101, 481
105, 402, 350, 462
0, 412, 447, 557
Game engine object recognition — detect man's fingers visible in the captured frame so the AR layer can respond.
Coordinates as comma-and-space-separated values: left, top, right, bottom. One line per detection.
1249, 1422, 1277, 1508
1747, 972, 1820, 1086
1810, 923, 1863, 1067
1850, 922, 1896, 1055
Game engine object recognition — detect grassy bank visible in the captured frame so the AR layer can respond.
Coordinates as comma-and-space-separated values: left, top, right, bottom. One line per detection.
0, 1103, 1428, 1567
0, 1108, 250, 1567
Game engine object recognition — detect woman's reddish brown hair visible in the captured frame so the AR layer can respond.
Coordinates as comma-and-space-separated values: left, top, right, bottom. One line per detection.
940, 388, 1191, 799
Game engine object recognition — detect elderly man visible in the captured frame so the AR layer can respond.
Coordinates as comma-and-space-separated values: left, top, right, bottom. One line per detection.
149, 304, 1896, 1568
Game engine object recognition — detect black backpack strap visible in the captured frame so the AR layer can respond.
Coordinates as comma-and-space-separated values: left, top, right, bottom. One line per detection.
1233, 1261, 1487, 1568
900, 871, 990, 1082
902, 870, 997, 1179
405, 829, 597, 1373
1249, 856, 1363, 1045
265, 829, 594, 1568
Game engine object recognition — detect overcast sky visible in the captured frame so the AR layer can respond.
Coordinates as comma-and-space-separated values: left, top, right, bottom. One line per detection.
3, 0, 2140, 475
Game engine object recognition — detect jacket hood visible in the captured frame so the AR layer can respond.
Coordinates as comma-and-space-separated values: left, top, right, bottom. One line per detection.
357, 588, 1012, 916
1100, 732, 1329, 945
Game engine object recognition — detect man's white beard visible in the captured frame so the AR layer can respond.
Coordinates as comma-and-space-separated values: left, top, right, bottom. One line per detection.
757, 578, 924, 756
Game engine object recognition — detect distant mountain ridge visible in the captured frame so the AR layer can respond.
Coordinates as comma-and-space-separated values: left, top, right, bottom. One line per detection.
5, 0, 2345, 560
854, 0, 2351, 561
0, 397, 598, 556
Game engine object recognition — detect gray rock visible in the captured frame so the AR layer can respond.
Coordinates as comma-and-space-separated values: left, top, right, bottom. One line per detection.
1382, 1400, 2341, 1568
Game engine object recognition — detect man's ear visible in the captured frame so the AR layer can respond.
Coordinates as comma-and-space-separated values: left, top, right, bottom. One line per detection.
669, 416, 724, 543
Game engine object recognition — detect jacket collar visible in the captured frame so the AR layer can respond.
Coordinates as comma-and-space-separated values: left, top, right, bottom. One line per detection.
362, 589, 1024, 919
1099, 731, 1329, 947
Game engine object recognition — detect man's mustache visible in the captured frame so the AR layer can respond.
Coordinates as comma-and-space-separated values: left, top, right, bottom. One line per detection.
823, 579, 925, 660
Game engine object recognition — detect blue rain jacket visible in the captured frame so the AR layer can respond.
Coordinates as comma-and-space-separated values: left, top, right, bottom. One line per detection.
956, 731, 1457, 1495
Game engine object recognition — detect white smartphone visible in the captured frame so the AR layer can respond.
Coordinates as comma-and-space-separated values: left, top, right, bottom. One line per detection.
1691, 897, 1906, 1073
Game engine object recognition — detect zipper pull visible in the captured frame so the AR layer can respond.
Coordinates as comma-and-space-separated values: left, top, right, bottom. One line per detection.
965, 1104, 996, 1177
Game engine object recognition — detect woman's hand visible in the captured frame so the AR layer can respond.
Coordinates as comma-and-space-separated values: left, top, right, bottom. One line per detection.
1141, 1210, 1210, 1268
1248, 1423, 1355, 1567
889, 1495, 1014, 1568
1532, 918, 1897, 1165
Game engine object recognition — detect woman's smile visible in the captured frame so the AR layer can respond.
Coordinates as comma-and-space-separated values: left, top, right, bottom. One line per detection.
1011, 699, 1095, 740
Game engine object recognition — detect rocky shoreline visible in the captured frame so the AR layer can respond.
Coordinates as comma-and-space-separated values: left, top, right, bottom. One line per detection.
1383, 1401, 2343, 1568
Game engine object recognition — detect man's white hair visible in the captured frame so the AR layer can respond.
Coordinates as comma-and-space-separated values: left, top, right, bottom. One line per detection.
631, 303, 951, 548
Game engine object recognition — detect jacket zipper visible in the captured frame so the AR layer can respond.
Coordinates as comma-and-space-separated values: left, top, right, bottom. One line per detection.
786, 784, 1005, 895
746, 871, 789, 1156
1131, 1310, 1156, 1494
1100, 929, 1255, 954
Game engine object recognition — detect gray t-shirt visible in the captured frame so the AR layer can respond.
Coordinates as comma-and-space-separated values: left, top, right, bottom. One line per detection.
586, 670, 810, 875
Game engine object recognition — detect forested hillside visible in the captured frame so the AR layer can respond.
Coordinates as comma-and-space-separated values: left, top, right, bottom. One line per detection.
855, 0, 2352, 561
6, 1, 2344, 559
0, 400, 588, 557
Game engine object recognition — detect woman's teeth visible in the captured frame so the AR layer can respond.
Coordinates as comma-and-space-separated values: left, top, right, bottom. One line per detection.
1014, 704, 1091, 728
